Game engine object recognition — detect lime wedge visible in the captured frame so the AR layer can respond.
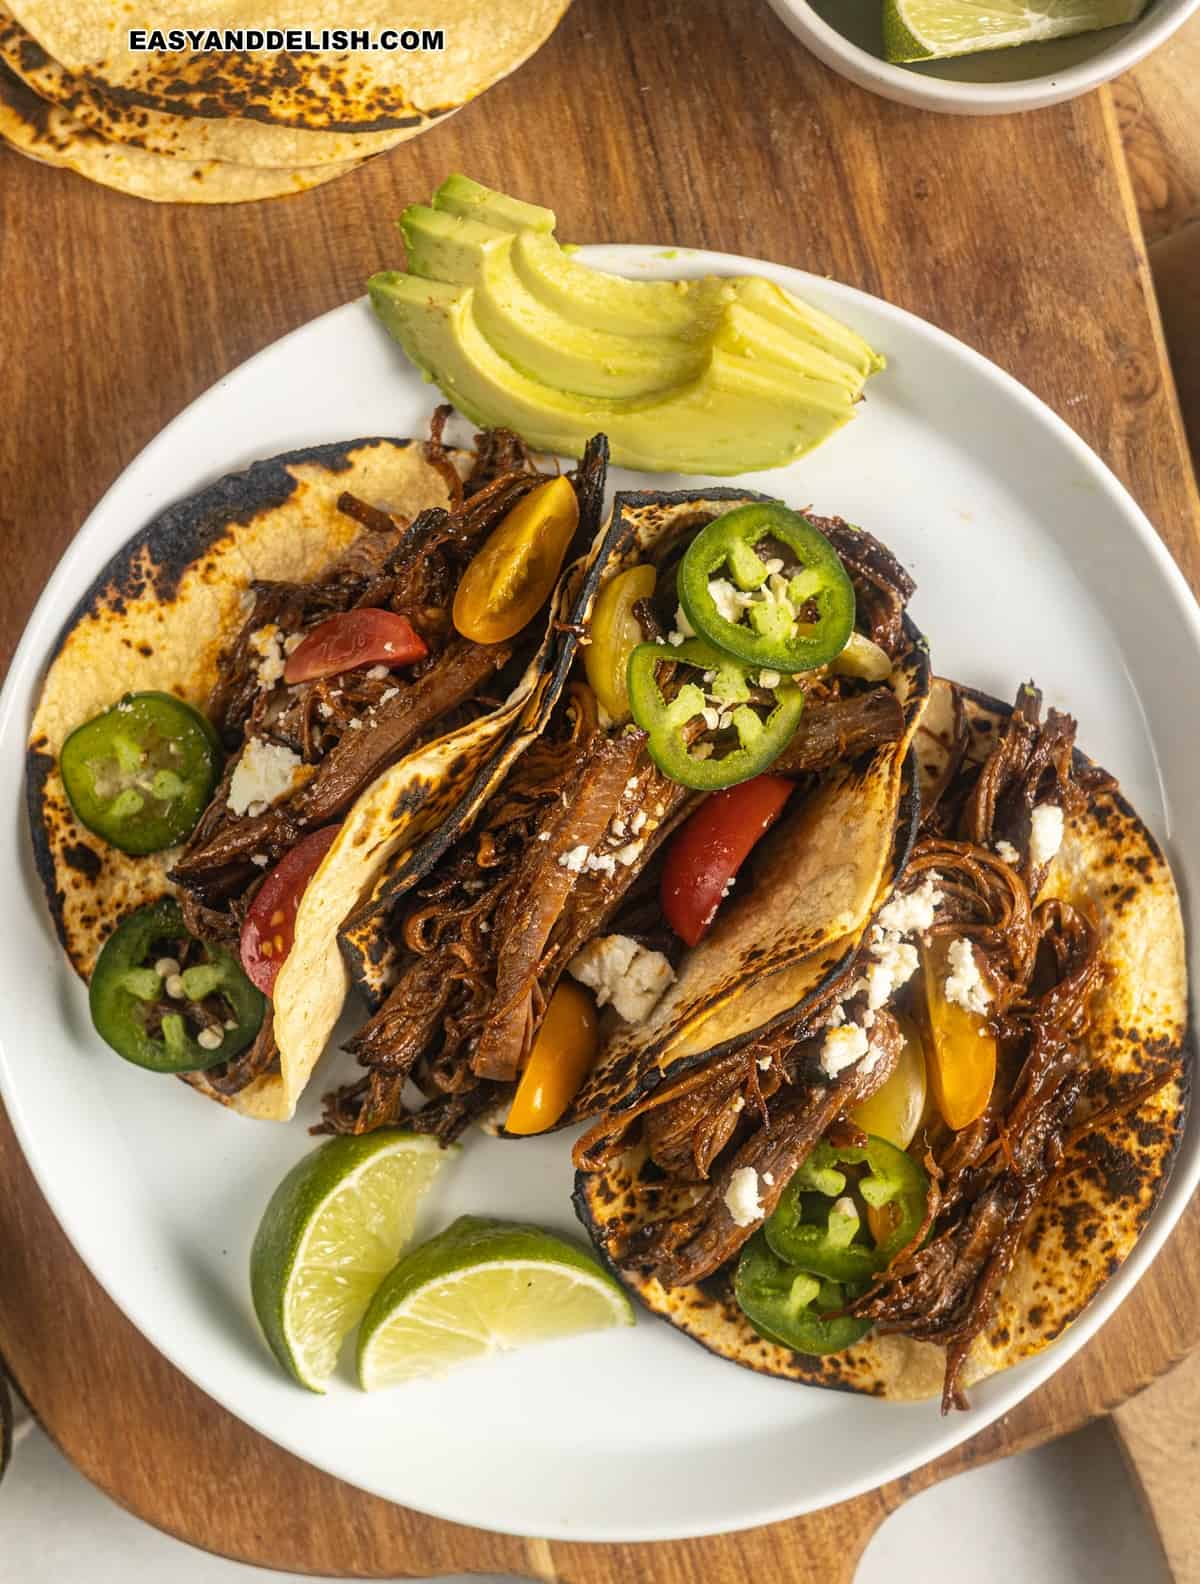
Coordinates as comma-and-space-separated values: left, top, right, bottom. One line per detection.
883, 0, 1146, 61
250, 1131, 455, 1392
356, 1216, 635, 1390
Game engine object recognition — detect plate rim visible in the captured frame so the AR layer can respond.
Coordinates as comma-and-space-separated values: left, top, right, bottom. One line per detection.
1, 242, 1197, 1542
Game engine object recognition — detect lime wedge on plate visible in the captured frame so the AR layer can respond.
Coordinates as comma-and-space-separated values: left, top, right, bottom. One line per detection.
357, 1216, 635, 1390
883, 0, 1146, 60
250, 1131, 454, 1392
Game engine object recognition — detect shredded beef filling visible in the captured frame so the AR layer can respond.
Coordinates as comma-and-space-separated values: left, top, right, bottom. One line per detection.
575, 686, 1135, 1412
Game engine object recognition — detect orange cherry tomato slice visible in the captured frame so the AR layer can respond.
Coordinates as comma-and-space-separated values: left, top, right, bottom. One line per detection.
453, 475, 579, 645
920, 936, 998, 1131
239, 825, 339, 997
283, 610, 426, 685
505, 980, 599, 1136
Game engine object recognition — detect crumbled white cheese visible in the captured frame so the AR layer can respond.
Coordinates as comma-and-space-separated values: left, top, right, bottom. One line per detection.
995, 839, 1021, 866
346, 717, 363, 730
708, 577, 752, 623
1030, 803, 1064, 867
537, 831, 551, 842
586, 851, 618, 876
248, 625, 288, 688
762, 1170, 775, 1186
365, 664, 389, 680
558, 844, 590, 874
673, 604, 696, 638
826, 1002, 847, 1028
630, 811, 648, 835
624, 777, 640, 794
379, 687, 399, 705
757, 1054, 773, 1071
250, 853, 270, 868
820, 1022, 870, 1078
731, 1095, 745, 1113
865, 937, 919, 1010
316, 701, 334, 720
723, 1166, 763, 1228
944, 937, 991, 1016
876, 876, 943, 936
610, 818, 627, 839
614, 840, 645, 867
227, 738, 305, 817
568, 933, 676, 1023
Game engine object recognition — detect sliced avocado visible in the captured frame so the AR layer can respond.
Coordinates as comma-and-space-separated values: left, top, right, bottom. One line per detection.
404, 202, 709, 399
733, 277, 884, 380
369, 273, 855, 475
510, 227, 732, 338
716, 301, 874, 400
400, 204, 509, 285
432, 173, 555, 235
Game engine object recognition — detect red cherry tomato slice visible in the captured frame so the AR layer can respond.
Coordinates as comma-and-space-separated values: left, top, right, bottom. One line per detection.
240, 825, 340, 996
661, 775, 794, 947
283, 610, 427, 685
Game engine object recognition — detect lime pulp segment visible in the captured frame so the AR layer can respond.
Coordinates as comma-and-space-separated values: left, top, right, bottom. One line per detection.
883, 0, 1146, 60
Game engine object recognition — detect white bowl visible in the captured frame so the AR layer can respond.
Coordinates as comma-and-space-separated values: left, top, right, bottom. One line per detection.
765, 0, 1200, 113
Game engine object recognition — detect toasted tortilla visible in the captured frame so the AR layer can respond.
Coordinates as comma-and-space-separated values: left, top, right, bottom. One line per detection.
561, 486, 930, 1123
0, 7, 414, 166
277, 436, 610, 1114
0, 61, 359, 201
5, 2, 570, 132
26, 434, 540, 1121
575, 687, 1189, 1399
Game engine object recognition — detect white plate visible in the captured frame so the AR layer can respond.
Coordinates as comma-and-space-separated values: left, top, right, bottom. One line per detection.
1, 246, 1197, 1543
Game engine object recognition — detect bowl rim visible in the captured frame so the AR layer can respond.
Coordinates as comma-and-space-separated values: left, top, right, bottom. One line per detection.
765, 0, 1200, 107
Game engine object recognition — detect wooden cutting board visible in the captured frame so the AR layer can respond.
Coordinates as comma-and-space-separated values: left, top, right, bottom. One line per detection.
1, 0, 1198, 1576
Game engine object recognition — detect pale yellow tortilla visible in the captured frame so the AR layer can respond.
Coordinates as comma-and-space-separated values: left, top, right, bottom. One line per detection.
6, 1, 572, 131
577, 691, 1189, 1398
0, 60, 359, 201
27, 438, 471, 1120
0, 7, 415, 166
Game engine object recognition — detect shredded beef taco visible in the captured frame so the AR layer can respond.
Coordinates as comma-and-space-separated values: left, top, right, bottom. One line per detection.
323, 488, 930, 1142
28, 415, 608, 1120
573, 678, 1188, 1410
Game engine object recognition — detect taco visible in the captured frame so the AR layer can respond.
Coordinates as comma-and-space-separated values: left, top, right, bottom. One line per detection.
573, 678, 1189, 1411
323, 489, 930, 1142
28, 415, 608, 1120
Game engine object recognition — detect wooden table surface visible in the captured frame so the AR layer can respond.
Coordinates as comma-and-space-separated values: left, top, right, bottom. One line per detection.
2, 0, 1199, 1577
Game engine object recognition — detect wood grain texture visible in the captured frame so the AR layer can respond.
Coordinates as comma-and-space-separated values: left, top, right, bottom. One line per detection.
1117, 11, 1200, 246
1114, 1353, 1200, 1584
1, 0, 1199, 1576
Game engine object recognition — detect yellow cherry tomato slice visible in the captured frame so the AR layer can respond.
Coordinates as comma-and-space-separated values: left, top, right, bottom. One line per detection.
453, 475, 579, 644
505, 980, 600, 1136
584, 563, 658, 721
849, 1013, 927, 1151
920, 936, 998, 1132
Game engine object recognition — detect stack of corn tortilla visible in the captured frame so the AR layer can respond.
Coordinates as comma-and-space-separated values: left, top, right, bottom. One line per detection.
0, 1, 569, 203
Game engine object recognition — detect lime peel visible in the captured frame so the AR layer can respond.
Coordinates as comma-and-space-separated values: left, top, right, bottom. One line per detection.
883, 0, 1146, 61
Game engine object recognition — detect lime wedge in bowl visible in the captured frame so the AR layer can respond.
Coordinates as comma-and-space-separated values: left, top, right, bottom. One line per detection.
250, 1131, 455, 1392
357, 1216, 635, 1390
883, 0, 1146, 61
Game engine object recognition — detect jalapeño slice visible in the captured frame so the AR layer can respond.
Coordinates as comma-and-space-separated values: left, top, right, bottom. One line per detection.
764, 1135, 929, 1284
60, 692, 221, 855
734, 1232, 871, 1355
89, 898, 265, 1073
626, 636, 805, 791
677, 504, 855, 673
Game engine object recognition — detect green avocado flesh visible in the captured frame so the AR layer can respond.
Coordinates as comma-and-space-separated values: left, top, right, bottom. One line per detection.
370, 175, 885, 475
